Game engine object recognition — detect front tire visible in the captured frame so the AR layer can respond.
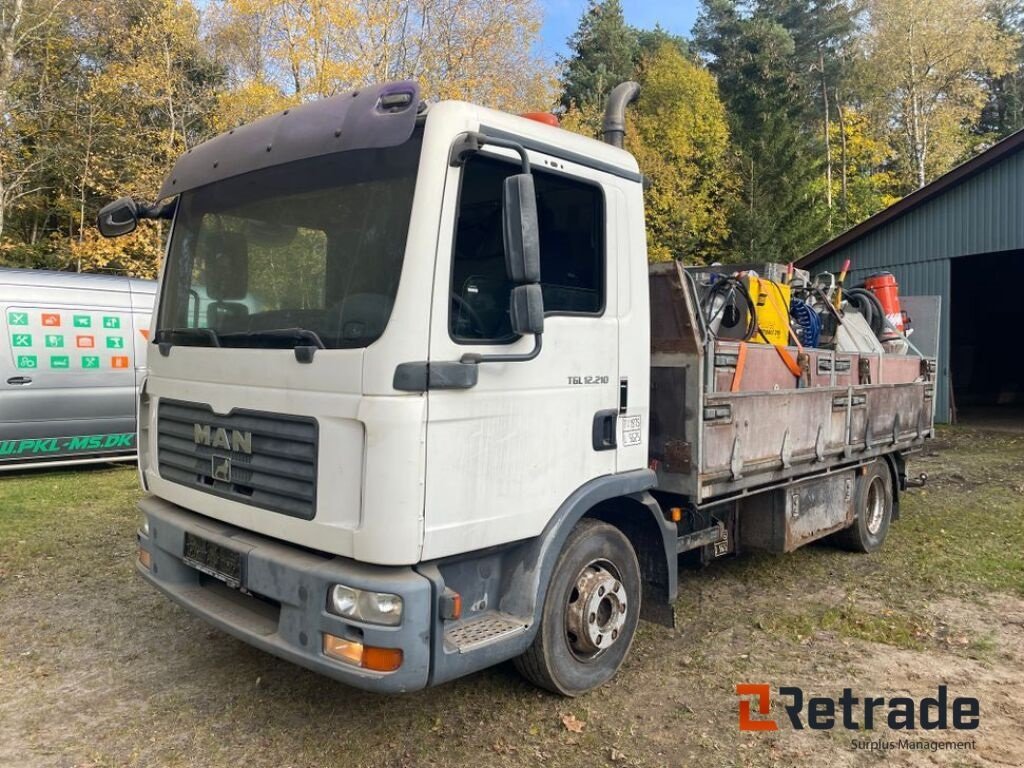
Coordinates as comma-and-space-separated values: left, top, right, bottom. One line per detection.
835, 460, 893, 553
514, 519, 641, 696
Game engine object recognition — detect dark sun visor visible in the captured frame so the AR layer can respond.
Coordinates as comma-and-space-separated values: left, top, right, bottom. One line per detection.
157, 81, 422, 201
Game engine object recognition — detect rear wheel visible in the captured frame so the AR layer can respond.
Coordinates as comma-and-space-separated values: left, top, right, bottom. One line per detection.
514, 519, 641, 696
835, 460, 893, 553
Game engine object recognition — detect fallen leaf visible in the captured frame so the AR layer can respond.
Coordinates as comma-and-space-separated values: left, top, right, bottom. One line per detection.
561, 713, 584, 733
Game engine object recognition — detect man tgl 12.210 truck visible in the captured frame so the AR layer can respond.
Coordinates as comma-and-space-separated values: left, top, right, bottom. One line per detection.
99, 80, 936, 696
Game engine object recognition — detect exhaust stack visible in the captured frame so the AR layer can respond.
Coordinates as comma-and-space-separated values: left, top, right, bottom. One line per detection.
601, 81, 641, 148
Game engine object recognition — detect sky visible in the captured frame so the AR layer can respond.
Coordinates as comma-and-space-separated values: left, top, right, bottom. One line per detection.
537, 0, 702, 62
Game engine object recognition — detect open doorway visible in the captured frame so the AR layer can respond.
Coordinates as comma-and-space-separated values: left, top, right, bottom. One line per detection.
950, 250, 1024, 425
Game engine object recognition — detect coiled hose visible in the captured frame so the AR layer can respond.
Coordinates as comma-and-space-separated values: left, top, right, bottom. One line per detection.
845, 287, 886, 337
701, 276, 757, 341
789, 298, 821, 348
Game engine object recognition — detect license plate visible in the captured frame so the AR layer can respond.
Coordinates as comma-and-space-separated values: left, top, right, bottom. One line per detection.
183, 532, 244, 588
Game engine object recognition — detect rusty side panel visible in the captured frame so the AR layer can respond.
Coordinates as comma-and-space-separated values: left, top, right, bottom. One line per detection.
737, 471, 857, 553
647, 263, 936, 503
649, 263, 703, 496
649, 262, 701, 355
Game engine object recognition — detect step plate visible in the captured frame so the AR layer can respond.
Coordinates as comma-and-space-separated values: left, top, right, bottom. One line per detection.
445, 613, 528, 654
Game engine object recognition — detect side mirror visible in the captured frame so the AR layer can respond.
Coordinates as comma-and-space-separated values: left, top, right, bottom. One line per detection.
97, 197, 139, 238
502, 174, 540, 284
205, 232, 249, 301
510, 284, 544, 335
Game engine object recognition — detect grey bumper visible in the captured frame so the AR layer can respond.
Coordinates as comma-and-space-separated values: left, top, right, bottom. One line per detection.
136, 496, 432, 693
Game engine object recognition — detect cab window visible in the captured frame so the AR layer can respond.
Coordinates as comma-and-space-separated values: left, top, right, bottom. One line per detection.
449, 155, 605, 343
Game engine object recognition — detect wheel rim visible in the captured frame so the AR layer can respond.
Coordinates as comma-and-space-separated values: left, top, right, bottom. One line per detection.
564, 559, 628, 660
865, 476, 886, 535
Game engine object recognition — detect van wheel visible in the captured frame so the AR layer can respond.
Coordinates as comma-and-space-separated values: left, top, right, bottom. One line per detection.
835, 460, 893, 553
514, 519, 641, 696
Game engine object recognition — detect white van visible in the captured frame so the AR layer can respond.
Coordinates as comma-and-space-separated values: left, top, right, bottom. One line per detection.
0, 268, 156, 470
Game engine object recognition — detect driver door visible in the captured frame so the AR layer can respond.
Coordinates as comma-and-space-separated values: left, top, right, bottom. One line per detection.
421, 145, 620, 560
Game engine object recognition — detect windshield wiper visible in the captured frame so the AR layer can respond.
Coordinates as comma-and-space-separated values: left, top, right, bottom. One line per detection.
154, 327, 221, 355
220, 328, 326, 348
218, 328, 326, 363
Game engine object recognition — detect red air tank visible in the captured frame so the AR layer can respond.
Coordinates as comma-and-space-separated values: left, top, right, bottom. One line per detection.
864, 272, 906, 336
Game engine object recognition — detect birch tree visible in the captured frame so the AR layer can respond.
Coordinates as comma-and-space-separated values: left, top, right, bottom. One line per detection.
0, 0, 66, 239
860, 0, 1014, 190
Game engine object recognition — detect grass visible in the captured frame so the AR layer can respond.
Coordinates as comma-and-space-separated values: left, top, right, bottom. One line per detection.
755, 600, 932, 650
0, 426, 1022, 767
0, 464, 141, 574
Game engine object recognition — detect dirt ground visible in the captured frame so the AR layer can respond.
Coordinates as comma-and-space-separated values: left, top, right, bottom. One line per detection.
0, 423, 1022, 768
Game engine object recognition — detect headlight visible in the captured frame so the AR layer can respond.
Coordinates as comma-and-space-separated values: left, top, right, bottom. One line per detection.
328, 584, 403, 626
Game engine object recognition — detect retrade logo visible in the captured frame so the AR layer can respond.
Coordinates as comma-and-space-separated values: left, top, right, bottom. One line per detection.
736, 684, 980, 732
737, 684, 778, 731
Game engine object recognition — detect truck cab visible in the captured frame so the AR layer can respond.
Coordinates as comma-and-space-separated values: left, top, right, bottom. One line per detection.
103, 81, 933, 696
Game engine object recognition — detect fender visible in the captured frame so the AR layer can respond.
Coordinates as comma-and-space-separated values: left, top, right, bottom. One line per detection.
498, 468, 678, 629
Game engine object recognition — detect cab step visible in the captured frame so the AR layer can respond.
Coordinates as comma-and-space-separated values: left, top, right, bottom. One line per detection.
445, 611, 529, 653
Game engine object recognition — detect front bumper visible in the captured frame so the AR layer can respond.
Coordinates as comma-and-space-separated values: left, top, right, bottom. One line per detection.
136, 495, 432, 693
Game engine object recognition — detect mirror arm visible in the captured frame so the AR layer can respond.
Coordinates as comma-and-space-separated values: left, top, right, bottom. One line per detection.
460, 333, 542, 365
139, 199, 177, 221
449, 131, 531, 174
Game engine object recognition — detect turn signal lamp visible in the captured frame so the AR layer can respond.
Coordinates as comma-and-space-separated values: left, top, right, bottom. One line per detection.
323, 634, 403, 672
669, 507, 683, 523
138, 547, 152, 570
520, 112, 560, 127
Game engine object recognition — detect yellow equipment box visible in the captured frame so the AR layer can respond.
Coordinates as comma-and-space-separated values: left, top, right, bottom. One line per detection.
743, 274, 791, 346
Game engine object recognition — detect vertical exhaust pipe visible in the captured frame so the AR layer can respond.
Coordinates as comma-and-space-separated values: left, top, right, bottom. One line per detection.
602, 81, 641, 148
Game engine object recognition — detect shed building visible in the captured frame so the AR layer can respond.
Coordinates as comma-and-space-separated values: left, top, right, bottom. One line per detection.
797, 128, 1024, 423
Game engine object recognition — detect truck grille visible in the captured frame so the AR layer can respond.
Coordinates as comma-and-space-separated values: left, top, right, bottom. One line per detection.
156, 399, 318, 520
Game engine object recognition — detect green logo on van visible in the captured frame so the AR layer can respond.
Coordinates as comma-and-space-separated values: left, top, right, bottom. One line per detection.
82, 356, 100, 369
16, 355, 37, 369
73, 315, 92, 328
102, 316, 120, 329
45, 334, 64, 348
12, 333, 32, 347
50, 355, 70, 369
106, 336, 125, 349
7, 311, 28, 326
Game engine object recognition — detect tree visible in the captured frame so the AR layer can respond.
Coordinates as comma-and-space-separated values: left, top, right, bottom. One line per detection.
559, 0, 637, 112
762, 0, 857, 235
0, 0, 222, 273
0, 0, 67, 240
979, 0, 1024, 140
828, 105, 897, 229
859, 0, 1014, 190
209, 0, 555, 127
626, 43, 737, 262
635, 24, 690, 63
695, 0, 828, 261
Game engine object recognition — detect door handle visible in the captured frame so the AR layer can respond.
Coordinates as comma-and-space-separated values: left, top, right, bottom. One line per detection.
592, 409, 617, 451
6, 376, 32, 386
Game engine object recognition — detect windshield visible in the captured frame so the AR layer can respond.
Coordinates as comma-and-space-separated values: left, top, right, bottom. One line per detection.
157, 130, 422, 350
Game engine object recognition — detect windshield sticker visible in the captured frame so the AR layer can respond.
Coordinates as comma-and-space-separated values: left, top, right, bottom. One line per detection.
6, 308, 132, 370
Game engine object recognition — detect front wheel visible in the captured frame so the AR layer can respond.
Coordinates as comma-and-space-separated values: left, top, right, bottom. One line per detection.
834, 460, 893, 553
514, 519, 641, 696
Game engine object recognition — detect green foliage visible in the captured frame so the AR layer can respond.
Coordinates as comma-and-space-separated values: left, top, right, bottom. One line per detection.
627, 44, 737, 263
978, 1, 1024, 140
559, 0, 637, 112
695, 0, 829, 261
1, 0, 555, 278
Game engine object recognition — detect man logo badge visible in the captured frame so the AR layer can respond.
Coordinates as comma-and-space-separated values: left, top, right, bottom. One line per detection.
211, 456, 232, 483
193, 424, 253, 455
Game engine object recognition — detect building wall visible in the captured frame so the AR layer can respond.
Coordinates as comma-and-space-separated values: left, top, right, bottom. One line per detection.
805, 146, 1024, 422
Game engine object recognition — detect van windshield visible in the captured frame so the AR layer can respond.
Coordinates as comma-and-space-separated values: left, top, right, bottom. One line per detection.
157, 131, 422, 350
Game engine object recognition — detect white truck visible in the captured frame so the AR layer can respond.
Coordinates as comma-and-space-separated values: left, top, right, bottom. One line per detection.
98, 81, 935, 695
